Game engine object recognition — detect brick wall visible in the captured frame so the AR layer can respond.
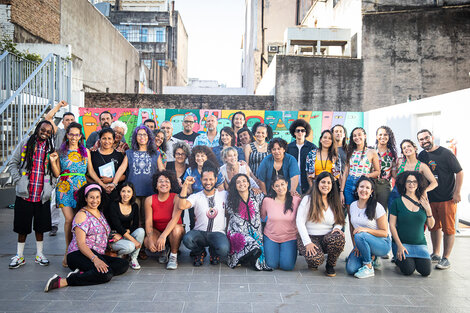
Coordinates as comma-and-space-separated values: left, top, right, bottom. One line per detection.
85, 93, 275, 110
9, 0, 60, 43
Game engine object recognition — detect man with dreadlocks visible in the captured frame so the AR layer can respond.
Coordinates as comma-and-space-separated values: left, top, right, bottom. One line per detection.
8, 120, 56, 269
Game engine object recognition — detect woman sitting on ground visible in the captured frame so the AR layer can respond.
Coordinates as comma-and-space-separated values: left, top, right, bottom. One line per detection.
260, 176, 301, 271
44, 183, 128, 292
296, 172, 346, 276
226, 174, 270, 271
144, 170, 185, 270
389, 171, 434, 276
346, 176, 391, 279
108, 182, 144, 270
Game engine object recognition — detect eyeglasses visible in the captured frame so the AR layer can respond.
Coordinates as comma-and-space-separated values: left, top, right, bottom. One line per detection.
137, 133, 148, 137
406, 180, 418, 185
158, 179, 170, 184
114, 131, 124, 136
295, 129, 306, 133
67, 133, 81, 138
161, 127, 172, 130
175, 152, 186, 157
183, 120, 194, 124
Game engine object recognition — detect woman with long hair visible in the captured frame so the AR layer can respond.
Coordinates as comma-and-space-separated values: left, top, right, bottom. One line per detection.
374, 126, 398, 210
44, 183, 128, 292
166, 141, 191, 192
244, 122, 273, 182
340, 127, 380, 208
296, 172, 346, 276
346, 176, 391, 278
212, 127, 245, 166
387, 139, 438, 208
108, 182, 144, 270
231, 111, 246, 143
260, 176, 301, 270
237, 127, 254, 149
50, 122, 106, 267
226, 174, 270, 270
153, 128, 168, 167
390, 171, 434, 276
220, 147, 259, 190
306, 130, 341, 187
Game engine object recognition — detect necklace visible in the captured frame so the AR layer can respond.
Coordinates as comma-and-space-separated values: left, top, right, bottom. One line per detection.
319, 150, 328, 171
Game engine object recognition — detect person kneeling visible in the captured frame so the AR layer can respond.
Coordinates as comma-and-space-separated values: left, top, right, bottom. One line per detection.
296, 172, 345, 276
180, 161, 230, 266
44, 184, 128, 292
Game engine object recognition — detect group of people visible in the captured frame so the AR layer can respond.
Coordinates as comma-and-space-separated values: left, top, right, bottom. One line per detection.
6, 101, 463, 292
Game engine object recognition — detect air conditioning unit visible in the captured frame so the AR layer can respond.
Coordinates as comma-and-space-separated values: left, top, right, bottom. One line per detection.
268, 45, 279, 53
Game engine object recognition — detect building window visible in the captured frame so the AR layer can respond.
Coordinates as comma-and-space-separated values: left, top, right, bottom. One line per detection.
141, 27, 148, 42
143, 59, 152, 69
116, 25, 166, 43
157, 60, 165, 67
155, 28, 165, 42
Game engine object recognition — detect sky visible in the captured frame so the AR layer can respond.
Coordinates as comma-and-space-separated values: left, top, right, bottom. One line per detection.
174, 0, 245, 88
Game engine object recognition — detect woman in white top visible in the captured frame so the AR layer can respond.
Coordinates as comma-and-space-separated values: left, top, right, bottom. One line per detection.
220, 147, 259, 191
346, 176, 391, 278
296, 172, 345, 277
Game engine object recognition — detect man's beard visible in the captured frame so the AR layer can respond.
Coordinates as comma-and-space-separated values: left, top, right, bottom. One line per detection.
203, 185, 215, 192
102, 122, 110, 128
423, 142, 433, 151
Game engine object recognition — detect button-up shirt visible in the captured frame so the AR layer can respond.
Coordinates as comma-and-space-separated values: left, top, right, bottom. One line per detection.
193, 132, 220, 148
26, 140, 47, 202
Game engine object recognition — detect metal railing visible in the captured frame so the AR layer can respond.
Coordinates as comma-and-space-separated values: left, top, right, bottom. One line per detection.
0, 51, 72, 173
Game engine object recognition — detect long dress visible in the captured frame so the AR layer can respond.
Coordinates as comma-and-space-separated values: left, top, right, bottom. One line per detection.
226, 191, 270, 270
56, 149, 88, 208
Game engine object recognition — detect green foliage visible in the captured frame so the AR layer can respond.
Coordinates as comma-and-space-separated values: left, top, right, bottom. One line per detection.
0, 36, 42, 63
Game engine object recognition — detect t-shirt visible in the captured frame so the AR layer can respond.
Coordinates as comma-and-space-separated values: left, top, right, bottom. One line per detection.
187, 190, 227, 233
389, 198, 427, 246
261, 196, 301, 243
418, 147, 462, 202
349, 201, 386, 230
174, 132, 200, 148
90, 149, 124, 178
54, 128, 66, 149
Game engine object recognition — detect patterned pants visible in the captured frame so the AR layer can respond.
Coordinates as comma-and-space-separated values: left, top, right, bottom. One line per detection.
297, 231, 345, 268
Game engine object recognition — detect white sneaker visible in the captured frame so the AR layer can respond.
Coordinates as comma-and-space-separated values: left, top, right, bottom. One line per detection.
130, 258, 141, 270
166, 255, 178, 270
35, 255, 50, 266
66, 268, 80, 278
9, 255, 25, 269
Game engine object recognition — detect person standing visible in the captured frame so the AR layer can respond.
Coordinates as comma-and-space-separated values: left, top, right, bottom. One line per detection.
287, 119, 316, 195
374, 126, 398, 210
8, 121, 56, 268
86, 111, 114, 149
161, 121, 182, 163
231, 111, 246, 144
193, 114, 220, 148
174, 114, 200, 148
143, 119, 156, 131
417, 129, 463, 270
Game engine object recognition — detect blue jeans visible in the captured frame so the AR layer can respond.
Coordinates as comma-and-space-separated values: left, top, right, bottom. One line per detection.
344, 176, 360, 205
263, 235, 297, 271
110, 228, 145, 260
346, 232, 391, 275
183, 230, 230, 257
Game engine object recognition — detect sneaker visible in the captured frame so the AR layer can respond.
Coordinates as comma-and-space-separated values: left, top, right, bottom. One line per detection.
9, 255, 25, 269
130, 258, 141, 270
49, 226, 58, 236
354, 265, 375, 279
430, 254, 441, 263
44, 274, 61, 292
210, 255, 220, 265
66, 268, 80, 278
325, 264, 336, 277
158, 248, 170, 264
436, 257, 450, 270
166, 255, 178, 270
35, 255, 50, 266
381, 252, 390, 259
193, 251, 206, 267
372, 258, 382, 270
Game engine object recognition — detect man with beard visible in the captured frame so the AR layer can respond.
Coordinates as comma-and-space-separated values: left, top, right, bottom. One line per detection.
8, 121, 56, 268
179, 161, 230, 266
174, 113, 200, 149
193, 114, 220, 148
417, 129, 463, 270
331, 124, 347, 172
86, 111, 116, 149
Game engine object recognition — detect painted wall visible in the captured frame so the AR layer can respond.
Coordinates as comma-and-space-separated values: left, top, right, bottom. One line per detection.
79, 108, 363, 147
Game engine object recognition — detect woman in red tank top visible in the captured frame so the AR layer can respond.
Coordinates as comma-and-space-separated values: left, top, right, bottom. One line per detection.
143, 170, 185, 269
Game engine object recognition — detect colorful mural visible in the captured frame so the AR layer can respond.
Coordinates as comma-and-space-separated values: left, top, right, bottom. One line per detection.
79, 108, 363, 145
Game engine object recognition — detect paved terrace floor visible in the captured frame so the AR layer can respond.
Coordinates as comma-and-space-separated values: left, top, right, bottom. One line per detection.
1, 206, 470, 313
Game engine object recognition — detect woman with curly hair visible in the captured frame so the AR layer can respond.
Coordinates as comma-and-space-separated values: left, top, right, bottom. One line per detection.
389, 171, 434, 276
244, 122, 273, 181
111, 125, 164, 225
374, 126, 398, 210
287, 119, 316, 194
226, 174, 270, 270
50, 122, 105, 267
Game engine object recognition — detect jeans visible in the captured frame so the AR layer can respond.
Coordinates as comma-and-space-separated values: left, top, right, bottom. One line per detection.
263, 235, 297, 271
183, 230, 230, 257
344, 176, 360, 205
346, 232, 391, 275
66, 250, 128, 286
110, 228, 145, 260
374, 178, 391, 211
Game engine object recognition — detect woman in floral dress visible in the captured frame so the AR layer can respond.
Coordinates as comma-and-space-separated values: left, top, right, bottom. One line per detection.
225, 173, 270, 271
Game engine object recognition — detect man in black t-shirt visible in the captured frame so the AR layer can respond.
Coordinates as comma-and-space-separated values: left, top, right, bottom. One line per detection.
174, 114, 200, 149
417, 129, 463, 270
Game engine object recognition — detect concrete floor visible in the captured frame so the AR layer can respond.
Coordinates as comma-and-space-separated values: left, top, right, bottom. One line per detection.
1, 206, 470, 313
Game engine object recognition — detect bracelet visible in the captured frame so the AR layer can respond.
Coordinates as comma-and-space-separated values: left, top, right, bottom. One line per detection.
179, 193, 189, 199
91, 255, 96, 262
427, 215, 433, 218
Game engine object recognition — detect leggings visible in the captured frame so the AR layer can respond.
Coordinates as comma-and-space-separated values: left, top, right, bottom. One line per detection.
395, 257, 431, 277
66, 250, 128, 286
297, 231, 345, 268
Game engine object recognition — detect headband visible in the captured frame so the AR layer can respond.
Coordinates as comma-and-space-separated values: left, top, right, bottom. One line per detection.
85, 184, 102, 195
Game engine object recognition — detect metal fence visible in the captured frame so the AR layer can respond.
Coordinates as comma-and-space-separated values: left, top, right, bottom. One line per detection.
0, 51, 72, 173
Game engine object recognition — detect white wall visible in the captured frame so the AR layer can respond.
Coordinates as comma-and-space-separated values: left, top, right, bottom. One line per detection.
365, 88, 470, 221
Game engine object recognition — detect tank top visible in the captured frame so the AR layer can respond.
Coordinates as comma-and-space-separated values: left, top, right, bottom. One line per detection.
349, 148, 372, 177
314, 158, 333, 176
397, 158, 421, 175
248, 142, 268, 176
151, 193, 182, 232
